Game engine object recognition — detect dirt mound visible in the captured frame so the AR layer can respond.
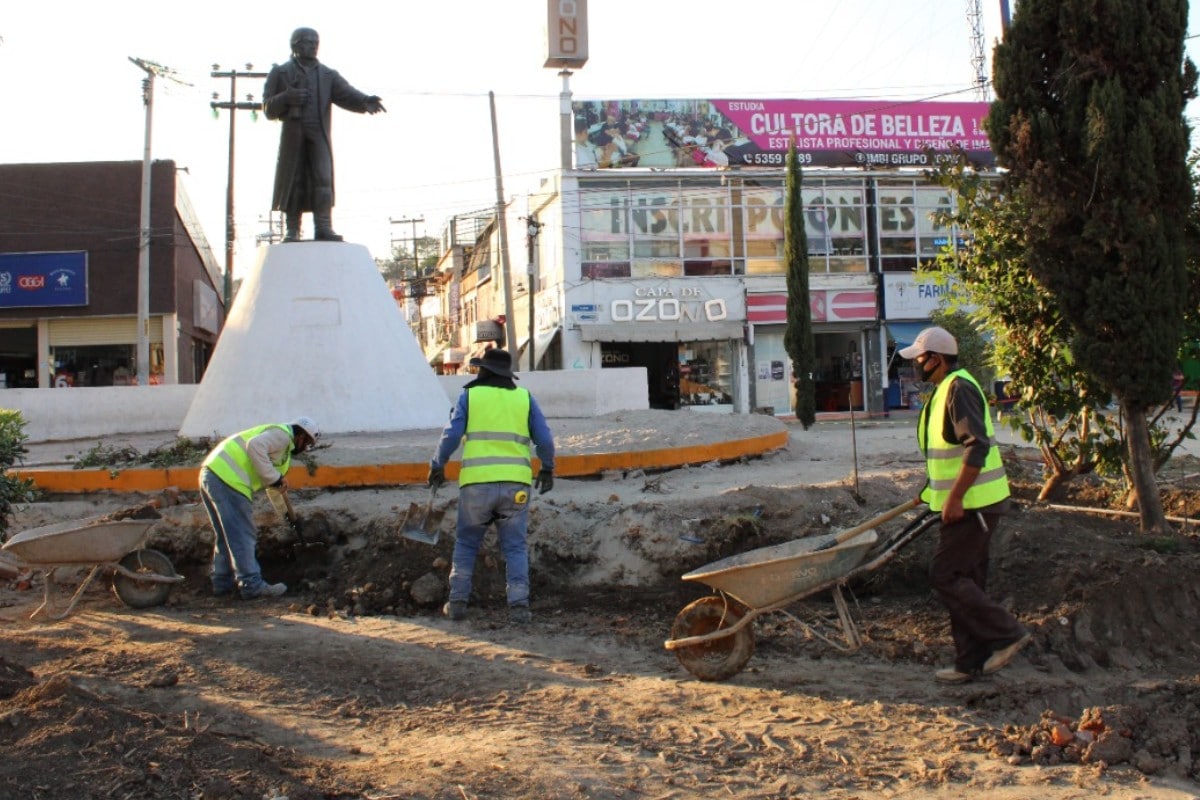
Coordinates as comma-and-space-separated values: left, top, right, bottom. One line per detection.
3, 442, 1200, 797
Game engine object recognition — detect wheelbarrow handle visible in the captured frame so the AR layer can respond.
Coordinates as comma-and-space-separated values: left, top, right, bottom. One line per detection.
816, 498, 921, 551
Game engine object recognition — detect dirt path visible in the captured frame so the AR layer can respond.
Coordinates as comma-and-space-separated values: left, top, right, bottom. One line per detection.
2, 596, 1198, 800
2, 415, 1199, 799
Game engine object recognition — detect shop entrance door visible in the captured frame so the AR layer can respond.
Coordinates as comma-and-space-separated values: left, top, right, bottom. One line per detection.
0, 325, 38, 388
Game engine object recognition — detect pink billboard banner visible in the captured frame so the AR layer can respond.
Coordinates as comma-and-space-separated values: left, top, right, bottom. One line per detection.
572, 98, 993, 170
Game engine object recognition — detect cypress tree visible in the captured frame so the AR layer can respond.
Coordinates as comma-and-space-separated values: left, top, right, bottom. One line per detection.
989, 0, 1196, 532
783, 138, 816, 428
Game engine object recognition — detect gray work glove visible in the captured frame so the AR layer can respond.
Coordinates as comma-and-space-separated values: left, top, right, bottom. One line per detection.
427, 465, 445, 490
533, 469, 553, 494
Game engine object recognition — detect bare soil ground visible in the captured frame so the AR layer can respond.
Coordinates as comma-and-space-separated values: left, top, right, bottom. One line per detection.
2, 416, 1200, 800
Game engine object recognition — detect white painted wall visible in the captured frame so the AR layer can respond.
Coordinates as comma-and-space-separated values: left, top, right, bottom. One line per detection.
0, 369, 649, 442
1, 386, 197, 442
437, 367, 648, 418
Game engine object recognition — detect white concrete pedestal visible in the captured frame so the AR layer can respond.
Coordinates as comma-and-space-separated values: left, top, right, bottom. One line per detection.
179, 242, 450, 438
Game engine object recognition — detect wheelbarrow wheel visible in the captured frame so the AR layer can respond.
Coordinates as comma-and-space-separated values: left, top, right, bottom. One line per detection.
112, 548, 176, 609
670, 595, 755, 681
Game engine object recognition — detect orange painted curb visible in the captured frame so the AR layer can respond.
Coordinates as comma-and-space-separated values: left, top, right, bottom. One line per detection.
15, 430, 789, 495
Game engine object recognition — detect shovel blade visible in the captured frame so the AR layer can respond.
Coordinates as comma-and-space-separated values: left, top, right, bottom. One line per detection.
401, 527, 440, 545
398, 501, 442, 545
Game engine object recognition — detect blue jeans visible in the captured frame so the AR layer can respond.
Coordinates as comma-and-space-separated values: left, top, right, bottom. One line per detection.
449, 481, 530, 607
200, 468, 267, 598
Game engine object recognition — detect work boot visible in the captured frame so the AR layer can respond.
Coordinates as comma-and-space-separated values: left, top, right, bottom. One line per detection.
283, 214, 302, 243
509, 604, 532, 625
934, 667, 972, 684
443, 600, 467, 621
244, 582, 287, 600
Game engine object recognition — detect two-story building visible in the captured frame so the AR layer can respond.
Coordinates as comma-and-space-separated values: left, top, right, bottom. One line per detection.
0, 161, 225, 388
414, 97, 994, 417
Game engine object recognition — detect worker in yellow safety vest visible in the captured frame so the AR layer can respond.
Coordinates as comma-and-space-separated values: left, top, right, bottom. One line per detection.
199, 417, 319, 599
899, 328, 1030, 684
428, 349, 556, 625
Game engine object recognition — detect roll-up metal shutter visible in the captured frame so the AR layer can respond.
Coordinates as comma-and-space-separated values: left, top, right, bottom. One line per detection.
48, 316, 164, 346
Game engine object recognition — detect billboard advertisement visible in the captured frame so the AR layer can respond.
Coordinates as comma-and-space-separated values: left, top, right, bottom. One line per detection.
573, 98, 993, 170
0, 251, 88, 308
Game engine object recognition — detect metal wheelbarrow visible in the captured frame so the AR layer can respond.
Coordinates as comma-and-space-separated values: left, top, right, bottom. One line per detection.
2, 514, 183, 621
664, 499, 939, 681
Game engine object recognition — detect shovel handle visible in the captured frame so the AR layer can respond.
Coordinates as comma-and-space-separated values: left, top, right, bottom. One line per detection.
280, 490, 299, 525
821, 498, 921, 549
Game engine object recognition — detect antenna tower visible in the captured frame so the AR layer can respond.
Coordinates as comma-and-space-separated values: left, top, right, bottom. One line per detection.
967, 0, 988, 100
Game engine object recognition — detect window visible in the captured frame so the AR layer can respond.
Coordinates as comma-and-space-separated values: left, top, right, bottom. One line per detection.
876, 181, 958, 272
579, 179, 736, 279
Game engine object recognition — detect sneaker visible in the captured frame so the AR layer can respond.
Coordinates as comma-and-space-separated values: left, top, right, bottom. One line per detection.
244, 582, 287, 600
509, 605, 532, 625
443, 600, 467, 621
982, 633, 1032, 675
935, 667, 973, 684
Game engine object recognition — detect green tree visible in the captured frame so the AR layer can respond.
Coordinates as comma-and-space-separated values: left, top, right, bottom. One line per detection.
783, 139, 816, 428
0, 410, 37, 539
376, 235, 440, 284
988, 0, 1197, 532
926, 154, 1198, 503
923, 162, 1118, 500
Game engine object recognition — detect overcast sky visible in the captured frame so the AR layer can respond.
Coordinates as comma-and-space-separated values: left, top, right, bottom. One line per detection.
3, 1, 1197, 278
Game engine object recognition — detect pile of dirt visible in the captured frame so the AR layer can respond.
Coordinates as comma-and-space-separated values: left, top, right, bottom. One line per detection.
2, 440, 1199, 798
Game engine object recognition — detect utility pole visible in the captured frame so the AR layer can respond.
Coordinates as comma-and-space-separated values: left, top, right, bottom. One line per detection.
389, 216, 425, 278
523, 215, 542, 371
255, 214, 284, 247
129, 57, 189, 388
211, 65, 268, 310
489, 91, 517, 355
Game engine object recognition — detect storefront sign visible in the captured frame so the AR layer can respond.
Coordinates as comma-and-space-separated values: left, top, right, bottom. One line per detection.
611, 297, 728, 323
0, 251, 88, 308
572, 98, 992, 168
475, 319, 505, 342
570, 278, 747, 339
882, 273, 955, 318
747, 290, 877, 324
544, 0, 588, 68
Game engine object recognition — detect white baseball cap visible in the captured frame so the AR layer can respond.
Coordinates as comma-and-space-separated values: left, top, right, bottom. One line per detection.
898, 326, 958, 360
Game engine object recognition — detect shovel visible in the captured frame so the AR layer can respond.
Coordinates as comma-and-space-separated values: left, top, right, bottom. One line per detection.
812, 498, 922, 552
398, 487, 446, 545
267, 488, 324, 550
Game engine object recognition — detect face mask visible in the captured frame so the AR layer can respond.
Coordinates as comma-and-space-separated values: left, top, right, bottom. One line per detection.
918, 357, 938, 382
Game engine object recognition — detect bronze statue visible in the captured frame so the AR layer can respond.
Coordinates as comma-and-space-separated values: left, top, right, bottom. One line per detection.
263, 28, 385, 242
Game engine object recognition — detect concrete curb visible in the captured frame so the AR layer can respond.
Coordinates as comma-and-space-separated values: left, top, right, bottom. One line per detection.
14, 430, 790, 495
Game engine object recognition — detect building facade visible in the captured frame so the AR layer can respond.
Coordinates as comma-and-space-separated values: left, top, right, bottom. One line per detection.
0, 161, 225, 388
418, 167, 967, 417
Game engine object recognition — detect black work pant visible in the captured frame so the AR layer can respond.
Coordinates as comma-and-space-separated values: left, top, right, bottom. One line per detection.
929, 510, 1026, 672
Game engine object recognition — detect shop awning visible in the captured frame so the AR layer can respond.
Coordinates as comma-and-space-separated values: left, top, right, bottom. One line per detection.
518, 326, 561, 360
885, 321, 928, 350
428, 345, 468, 366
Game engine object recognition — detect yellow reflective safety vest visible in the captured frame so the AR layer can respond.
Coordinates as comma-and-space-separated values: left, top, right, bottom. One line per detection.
918, 370, 1010, 512
458, 386, 533, 487
202, 423, 293, 500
